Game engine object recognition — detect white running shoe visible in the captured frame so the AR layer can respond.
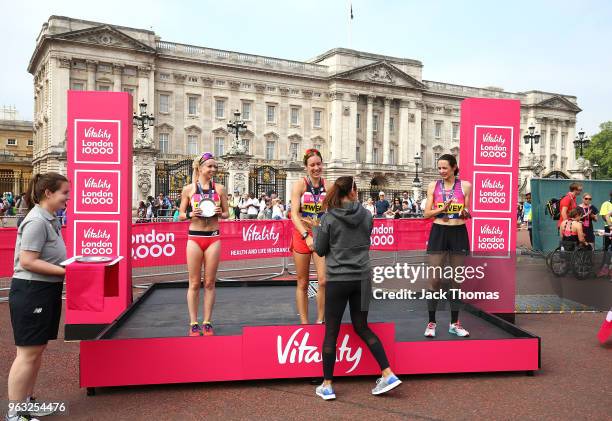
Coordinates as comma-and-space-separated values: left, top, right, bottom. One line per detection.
372, 374, 402, 395
315, 383, 336, 401
449, 322, 470, 337
424, 322, 437, 337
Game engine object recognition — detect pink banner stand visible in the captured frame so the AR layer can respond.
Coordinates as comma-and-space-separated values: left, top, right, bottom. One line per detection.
459, 98, 520, 316
65, 91, 133, 340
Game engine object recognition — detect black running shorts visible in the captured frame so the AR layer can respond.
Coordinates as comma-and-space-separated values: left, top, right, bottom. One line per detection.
426, 223, 470, 255
9, 278, 63, 346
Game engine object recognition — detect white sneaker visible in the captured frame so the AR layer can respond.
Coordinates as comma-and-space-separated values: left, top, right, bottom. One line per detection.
5, 414, 40, 421
449, 322, 470, 337
27, 397, 55, 417
315, 383, 336, 401
424, 322, 436, 337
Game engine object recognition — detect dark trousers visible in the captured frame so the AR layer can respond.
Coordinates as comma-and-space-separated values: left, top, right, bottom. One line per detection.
322, 280, 389, 380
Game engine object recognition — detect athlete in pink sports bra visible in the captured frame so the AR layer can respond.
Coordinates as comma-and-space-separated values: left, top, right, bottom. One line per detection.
179, 152, 229, 337
423, 154, 472, 339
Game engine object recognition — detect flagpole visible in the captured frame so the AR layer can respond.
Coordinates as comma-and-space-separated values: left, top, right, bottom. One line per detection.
348, 0, 352, 49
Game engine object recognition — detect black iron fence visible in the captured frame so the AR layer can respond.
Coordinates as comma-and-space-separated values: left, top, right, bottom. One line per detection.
0, 174, 31, 197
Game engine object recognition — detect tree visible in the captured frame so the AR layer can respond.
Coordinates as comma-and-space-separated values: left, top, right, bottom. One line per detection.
583, 121, 612, 179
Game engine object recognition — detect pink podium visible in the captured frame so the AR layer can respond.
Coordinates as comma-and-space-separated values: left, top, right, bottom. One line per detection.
65, 258, 121, 312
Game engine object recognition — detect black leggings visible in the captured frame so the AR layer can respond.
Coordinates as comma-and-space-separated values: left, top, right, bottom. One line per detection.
323, 280, 390, 380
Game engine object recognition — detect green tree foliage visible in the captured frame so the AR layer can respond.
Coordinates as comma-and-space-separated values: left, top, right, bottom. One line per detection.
584, 121, 612, 179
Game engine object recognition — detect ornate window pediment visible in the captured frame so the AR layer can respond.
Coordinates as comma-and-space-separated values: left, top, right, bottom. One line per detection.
212, 127, 228, 136
51, 25, 156, 53
288, 133, 303, 142
185, 124, 202, 134
432, 145, 444, 152
310, 135, 325, 143
535, 95, 581, 112
264, 131, 279, 140
332, 61, 426, 90
158, 123, 174, 131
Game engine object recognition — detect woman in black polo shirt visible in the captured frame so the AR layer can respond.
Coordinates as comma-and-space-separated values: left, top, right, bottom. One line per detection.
6, 172, 69, 421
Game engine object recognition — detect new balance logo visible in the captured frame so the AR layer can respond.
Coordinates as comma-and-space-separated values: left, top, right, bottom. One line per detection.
33, 307, 43, 314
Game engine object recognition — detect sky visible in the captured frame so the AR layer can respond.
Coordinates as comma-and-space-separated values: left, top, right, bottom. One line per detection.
1, 0, 610, 135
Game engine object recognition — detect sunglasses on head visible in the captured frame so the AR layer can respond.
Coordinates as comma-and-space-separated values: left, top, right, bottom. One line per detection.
584, 197, 592, 200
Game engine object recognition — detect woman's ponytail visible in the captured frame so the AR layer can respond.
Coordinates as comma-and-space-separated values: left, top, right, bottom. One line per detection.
322, 176, 356, 211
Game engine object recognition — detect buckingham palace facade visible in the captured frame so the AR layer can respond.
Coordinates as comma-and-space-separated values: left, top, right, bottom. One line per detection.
28, 16, 583, 204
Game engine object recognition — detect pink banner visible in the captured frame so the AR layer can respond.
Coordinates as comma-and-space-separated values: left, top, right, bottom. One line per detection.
220, 220, 291, 260
459, 98, 520, 313
66, 91, 133, 327
242, 323, 395, 379
131, 222, 189, 268
0, 219, 434, 276
395, 218, 433, 251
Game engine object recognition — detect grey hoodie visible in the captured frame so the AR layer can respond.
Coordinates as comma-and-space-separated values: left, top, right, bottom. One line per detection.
312, 201, 372, 281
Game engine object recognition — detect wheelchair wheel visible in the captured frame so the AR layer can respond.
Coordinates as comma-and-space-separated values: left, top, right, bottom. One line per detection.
572, 246, 594, 280
549, 247, 570, 277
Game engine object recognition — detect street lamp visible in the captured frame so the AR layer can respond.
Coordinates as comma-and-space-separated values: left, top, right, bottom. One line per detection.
523, 124, 541, 154
133, 99, 155, 133
413, 152, 421, 183
592, 163, 599, 180
573, 128, 590, 158
227, 109, 248, 154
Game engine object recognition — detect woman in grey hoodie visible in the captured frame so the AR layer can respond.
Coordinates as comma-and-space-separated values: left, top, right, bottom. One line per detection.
312, 176, 401, 400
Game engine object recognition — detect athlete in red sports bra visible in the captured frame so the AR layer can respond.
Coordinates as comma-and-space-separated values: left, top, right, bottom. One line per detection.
290, 149, 327, 324
179, 152, 229, 337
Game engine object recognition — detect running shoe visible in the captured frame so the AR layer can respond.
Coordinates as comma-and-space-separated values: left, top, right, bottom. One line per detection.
315, 383, 336, 400
424, 322, 437, 337
372, 374, 402, 395
449, 322, 470, 337
202, 322, 214, 336
26, 397, 55, 417
5, 414, 40, 421
189, 323, 202, 337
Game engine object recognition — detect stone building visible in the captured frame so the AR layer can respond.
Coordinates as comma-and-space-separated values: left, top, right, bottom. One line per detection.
28, 16, 583, 205
0, 106, 34, 195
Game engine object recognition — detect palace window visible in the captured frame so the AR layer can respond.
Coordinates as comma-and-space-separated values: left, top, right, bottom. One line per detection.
159, 94, 170, 113
267, 105, 276, 123
214, 137, 225, 157
241, 102, 251, 120
373, 115, 379, 132
159, 133, 169, 153
356, 113, 361, 129
452, 122, 459, 140
187, 135, 198, 155
290, 142, 299, 161
434, 121, 442, 139
266, 141, 275, 160
390, 117, 394, 133
215, 99, 226, 119
290, 107, 300, 125
313, 110, 322, 128
188, 96, 198, 115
